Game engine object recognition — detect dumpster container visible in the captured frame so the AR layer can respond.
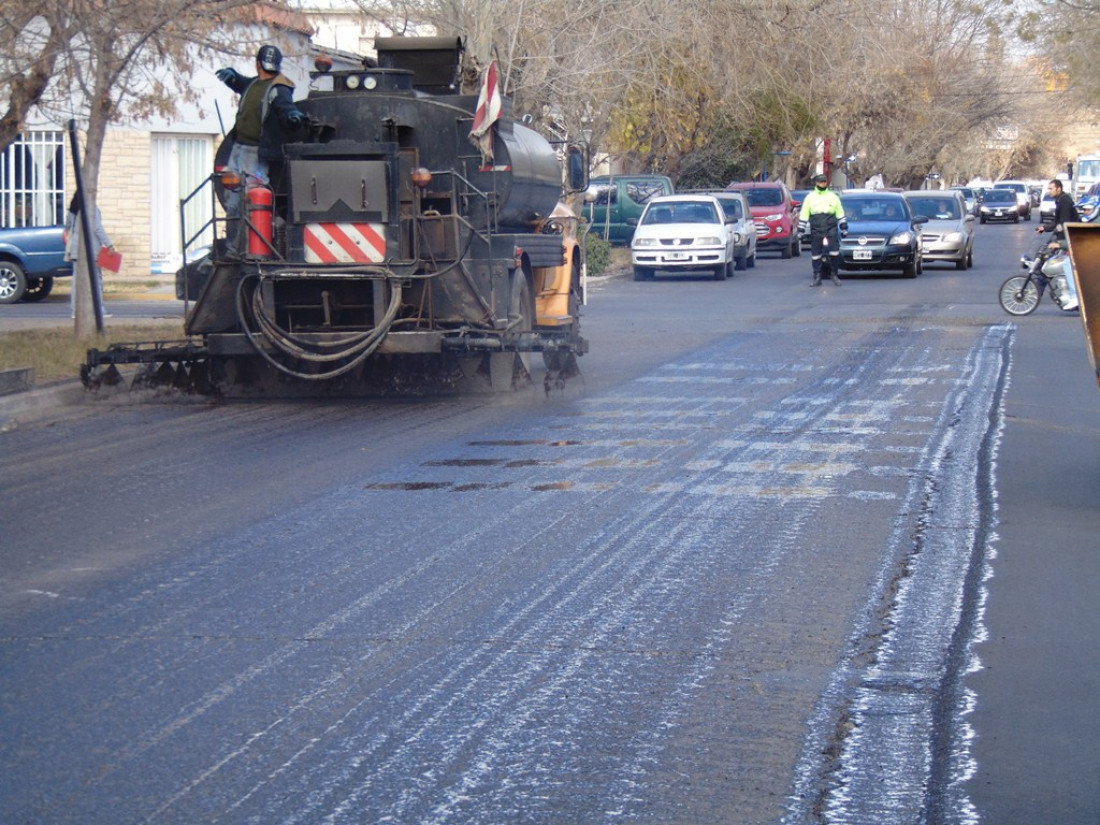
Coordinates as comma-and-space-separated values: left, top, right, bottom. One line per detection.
1065, 222, 1100, 390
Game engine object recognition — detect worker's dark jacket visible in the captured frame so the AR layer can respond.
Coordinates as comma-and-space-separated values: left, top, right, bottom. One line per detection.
224, 72, 302, 163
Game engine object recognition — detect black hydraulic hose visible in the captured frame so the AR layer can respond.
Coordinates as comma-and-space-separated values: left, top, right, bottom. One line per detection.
234, 272, 403, 380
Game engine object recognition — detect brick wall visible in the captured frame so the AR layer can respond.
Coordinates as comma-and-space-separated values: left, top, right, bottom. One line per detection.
64, 129, 154, 280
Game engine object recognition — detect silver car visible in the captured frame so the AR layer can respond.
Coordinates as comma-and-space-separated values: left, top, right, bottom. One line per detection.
950, 186, 979, 217
706, 191, 758, 270
904, 190, 975, 270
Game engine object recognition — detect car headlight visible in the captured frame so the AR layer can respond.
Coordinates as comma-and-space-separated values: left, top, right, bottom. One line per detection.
763, 213, 784, 222
891, 231, 914, 245
943, 232, 964, 243
697, 236, 721, 245
732, 232, 742, 244
633, 238, 658, 247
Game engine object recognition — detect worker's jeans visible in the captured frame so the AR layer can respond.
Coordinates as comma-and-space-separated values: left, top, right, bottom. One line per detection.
225, 143, 268, 255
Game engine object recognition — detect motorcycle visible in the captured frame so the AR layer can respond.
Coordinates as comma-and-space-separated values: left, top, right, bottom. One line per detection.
998, 242, 1079, 316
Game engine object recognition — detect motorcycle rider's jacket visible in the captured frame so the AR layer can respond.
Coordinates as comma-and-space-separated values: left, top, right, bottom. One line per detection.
799, 188, 846, 236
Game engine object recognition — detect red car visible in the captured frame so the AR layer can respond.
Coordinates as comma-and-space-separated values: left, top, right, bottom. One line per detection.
725, 181, 801, 258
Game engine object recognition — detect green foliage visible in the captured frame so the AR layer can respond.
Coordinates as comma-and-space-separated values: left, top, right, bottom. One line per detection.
583, 230, 612, 277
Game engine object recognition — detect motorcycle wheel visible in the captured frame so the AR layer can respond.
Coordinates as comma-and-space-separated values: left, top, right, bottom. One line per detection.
999, 275, 1041, 316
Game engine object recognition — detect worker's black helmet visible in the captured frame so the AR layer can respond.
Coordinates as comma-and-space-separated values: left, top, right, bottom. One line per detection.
257, 45, 282, 73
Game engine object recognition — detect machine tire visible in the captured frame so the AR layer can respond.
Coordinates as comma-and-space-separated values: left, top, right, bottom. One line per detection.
747, 250, 756, 268
903, 259, 919, 278
713, 263, 727, 281
22, 276, 54, 302
792, 235, 801, 257
633, 266, 653, 281
734, 252, 747, 271
966, 248, 974, 268
999, 275, 1041, 315
489, 272, 534, 388
0, 260, 28, 304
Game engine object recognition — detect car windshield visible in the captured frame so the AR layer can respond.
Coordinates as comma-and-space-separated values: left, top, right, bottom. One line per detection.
642, 201, 720, 225
842, 198, 909, 221
715, 198, 742, 219
909, 198, 960, 220
984, 190, 1014, 204
740, 188, 784, 207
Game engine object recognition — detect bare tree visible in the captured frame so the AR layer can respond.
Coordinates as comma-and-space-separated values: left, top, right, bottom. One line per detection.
0, 5, 74, 152
1, 0, 257, 333
294, 0, 1039, 189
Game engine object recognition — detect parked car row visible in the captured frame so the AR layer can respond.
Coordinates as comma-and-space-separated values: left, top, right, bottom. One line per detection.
628, 185, 988, 281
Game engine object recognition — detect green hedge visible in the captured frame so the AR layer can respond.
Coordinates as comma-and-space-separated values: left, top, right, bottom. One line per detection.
584, 232, 612, 277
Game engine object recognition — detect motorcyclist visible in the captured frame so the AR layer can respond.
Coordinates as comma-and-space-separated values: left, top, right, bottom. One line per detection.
1036, 179, 1080, 311
1037, 179, 1078, 242
798, 173, 847, 286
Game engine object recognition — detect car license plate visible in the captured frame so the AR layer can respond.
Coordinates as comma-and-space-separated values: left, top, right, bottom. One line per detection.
666, 252, 689, 261
853, 249, 873, 261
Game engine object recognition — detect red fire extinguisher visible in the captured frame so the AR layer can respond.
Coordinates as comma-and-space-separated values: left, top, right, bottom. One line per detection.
246, 184, 274, 258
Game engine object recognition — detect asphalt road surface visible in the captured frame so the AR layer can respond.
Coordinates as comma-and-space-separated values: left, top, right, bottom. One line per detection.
2, 222, 1097, 824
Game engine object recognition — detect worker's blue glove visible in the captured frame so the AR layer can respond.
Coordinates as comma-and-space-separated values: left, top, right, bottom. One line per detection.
216, 68, 238, 85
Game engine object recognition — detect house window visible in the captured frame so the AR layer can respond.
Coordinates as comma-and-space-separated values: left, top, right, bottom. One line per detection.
0, 131, 66, 228
150, 134, 214, 272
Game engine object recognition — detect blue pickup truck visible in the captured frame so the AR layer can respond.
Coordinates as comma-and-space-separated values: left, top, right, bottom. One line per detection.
0, 225, 72, 303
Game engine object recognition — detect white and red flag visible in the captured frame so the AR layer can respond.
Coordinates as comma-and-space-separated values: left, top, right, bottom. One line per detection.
469, 60, 502, 165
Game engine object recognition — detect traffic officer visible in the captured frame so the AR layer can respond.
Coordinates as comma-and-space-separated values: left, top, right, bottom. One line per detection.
798, 173, 847, 286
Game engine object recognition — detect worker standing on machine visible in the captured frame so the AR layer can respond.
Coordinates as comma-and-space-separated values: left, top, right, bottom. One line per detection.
216, 45, 306, 255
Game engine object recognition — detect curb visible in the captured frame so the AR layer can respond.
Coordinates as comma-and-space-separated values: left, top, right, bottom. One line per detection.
0, 380, 86, 429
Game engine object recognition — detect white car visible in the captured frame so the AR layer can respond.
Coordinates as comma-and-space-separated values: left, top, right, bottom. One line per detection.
631, 194, 744, 281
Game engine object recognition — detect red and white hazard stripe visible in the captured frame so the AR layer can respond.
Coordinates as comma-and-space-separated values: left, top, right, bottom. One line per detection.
303, 222, 386, 264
